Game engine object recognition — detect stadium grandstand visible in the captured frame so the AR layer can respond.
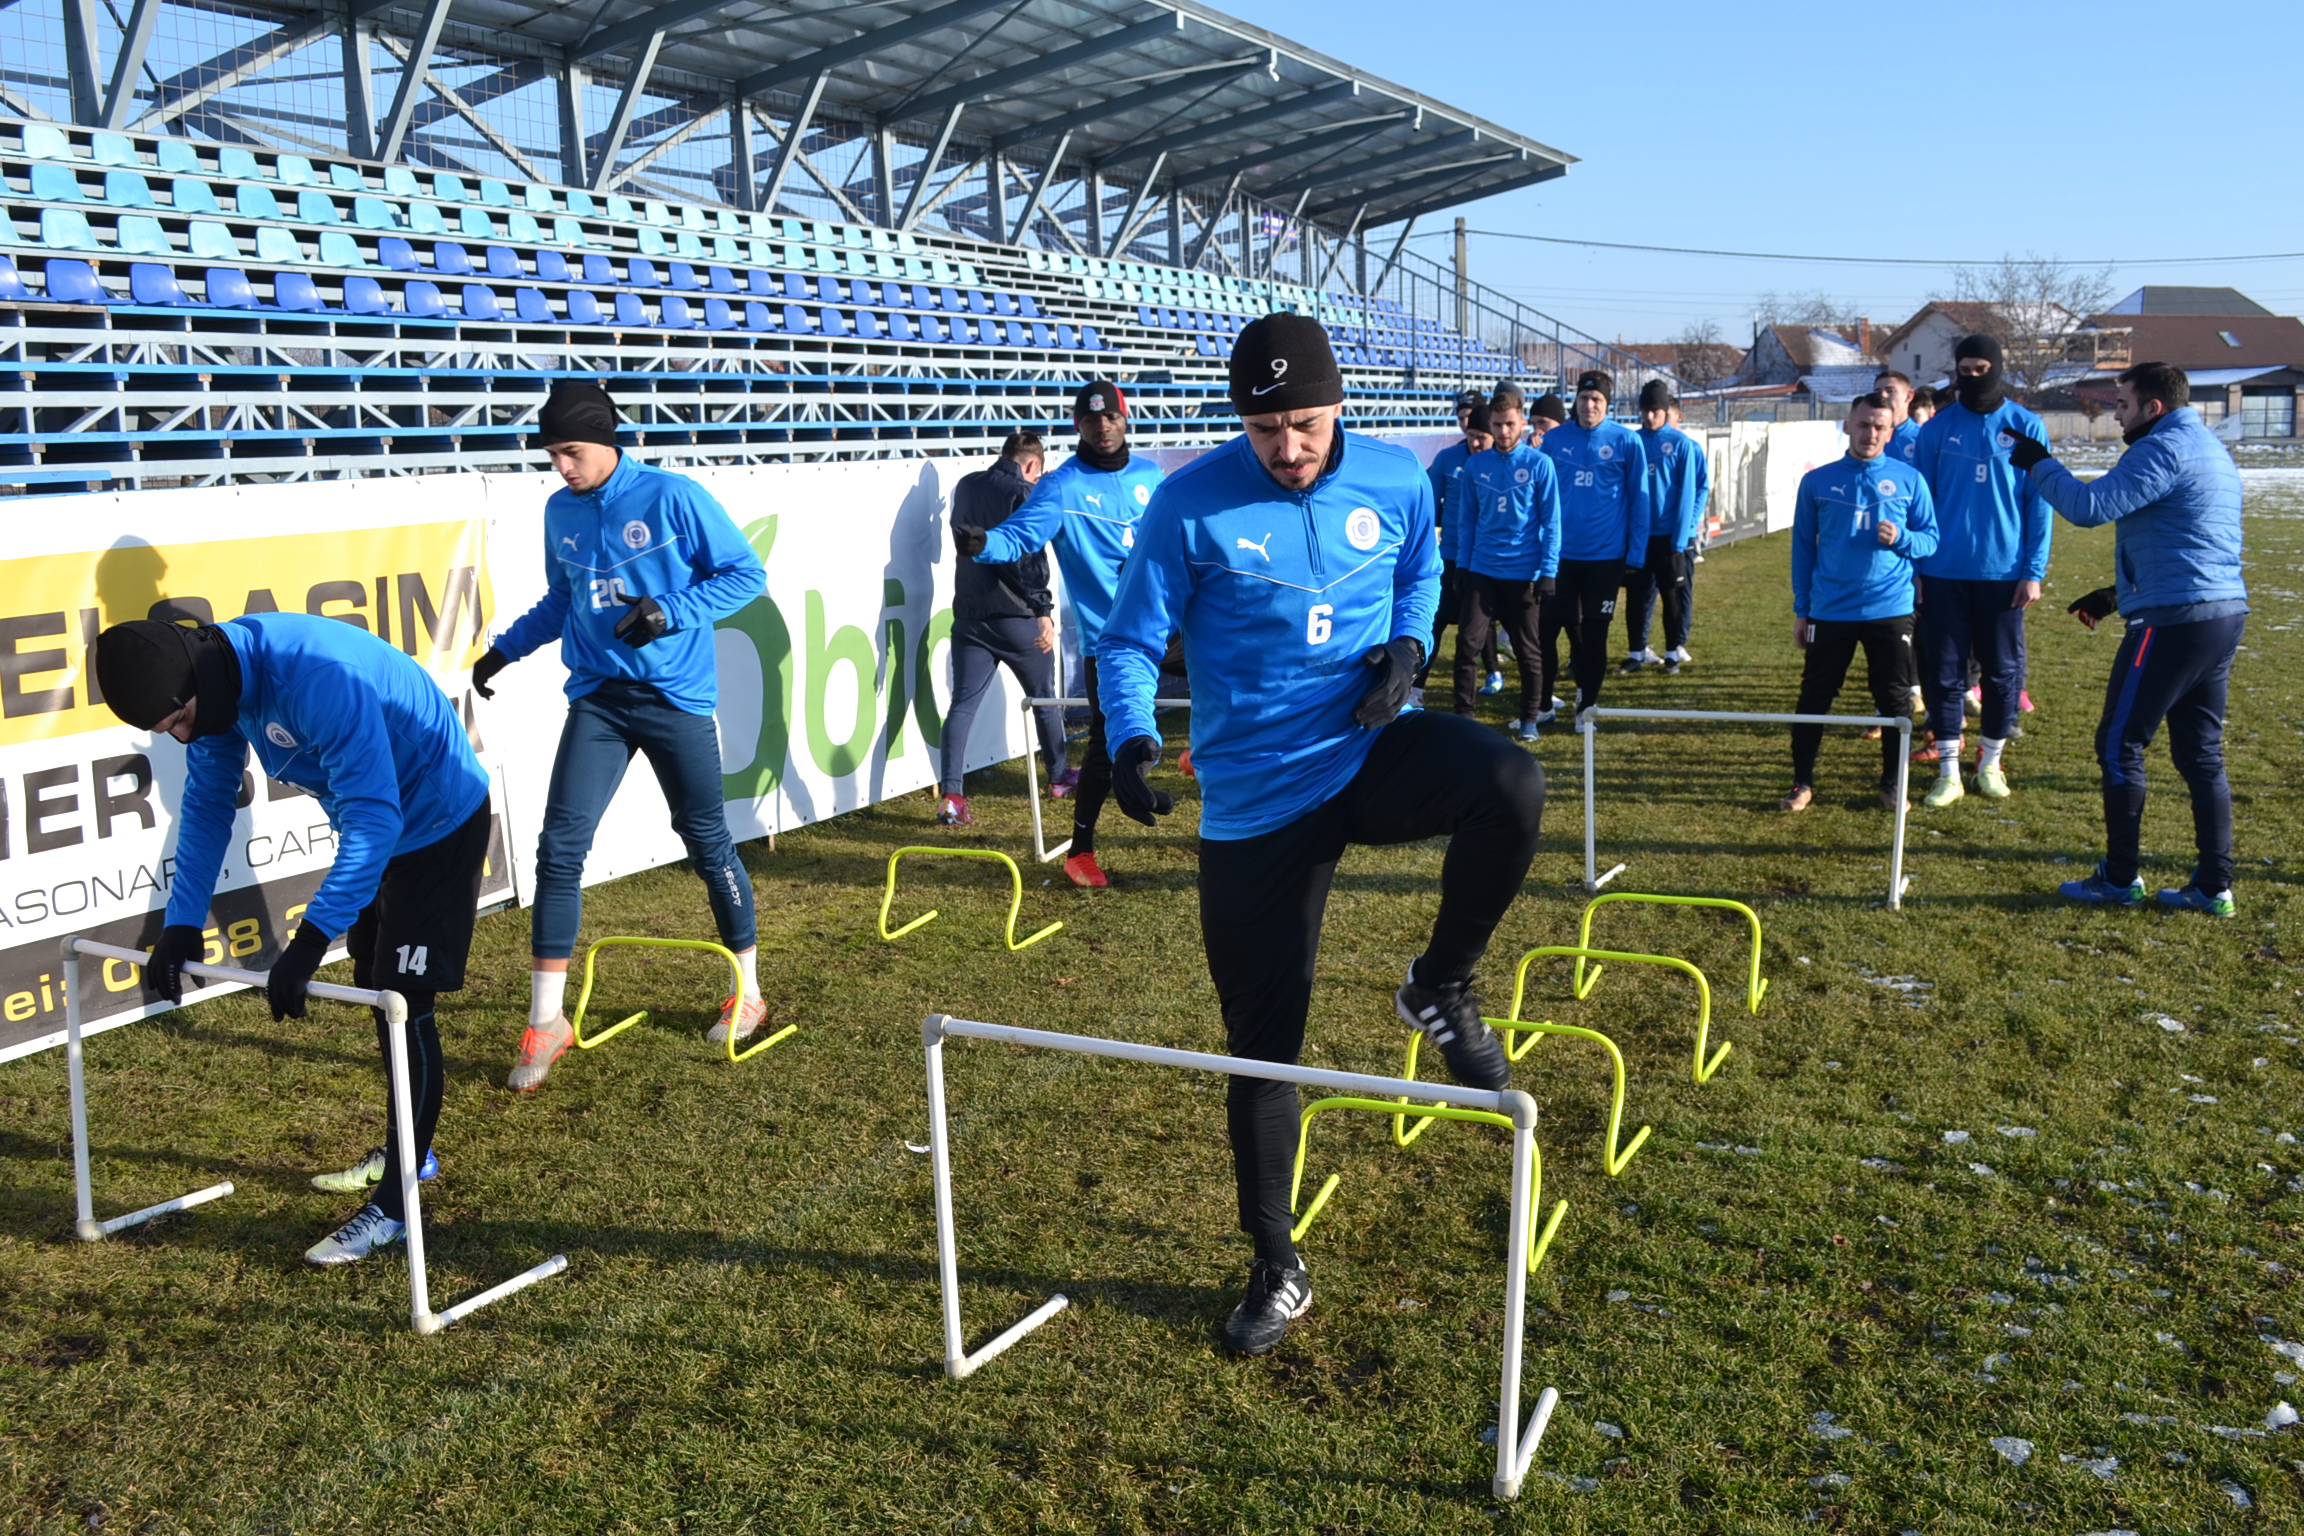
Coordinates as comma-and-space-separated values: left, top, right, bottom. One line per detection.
0, 0, 1652, 491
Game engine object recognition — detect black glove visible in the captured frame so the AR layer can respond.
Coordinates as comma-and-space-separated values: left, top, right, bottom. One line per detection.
1352, 637, 1424, 729
2067, 586, 2118, 628
952, 522, 988, 558
2004, 429, 2052, 472
471, 646, 510, 698
1537, 576, 1556, 599
266, 921, 330, 1021
1112, 735, 1173, 826
145, 924, 208, 1005
613, 592, 668, 648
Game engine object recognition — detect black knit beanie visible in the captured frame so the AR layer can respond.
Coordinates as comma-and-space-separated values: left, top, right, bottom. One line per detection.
1228, 313, 1343, 416
536, 380, 622, 447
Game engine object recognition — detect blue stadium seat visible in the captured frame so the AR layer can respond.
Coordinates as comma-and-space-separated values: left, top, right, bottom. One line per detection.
515, 288, 554, 322
485, 245, 523, 278
273, 271, 326, 312
743, 301, 776, 332
41, 209, 100, 250
948, 316, 975, 343
660, 294, 694, 328
461, 283, 502, 321
1082, 325, 1104, 350
533, 249, 571, 282
746, 268, 776, 297
1055, 324, 1077, 350
782, 303, 812, 332
909, 283, 934, 309
628, 257, 661, 288
1031, 322, 1053, 349
919, 315, 948, 343
813, 274, 842, 304
344, 275, 390, 315
781, 272, 809, 301
1195, 335, 1219, 359
408, 202, 448, 236
235, 183, 283, 218
966, 291, 992, 315
887, 312, 916, 341
1019, 294, 1042, 318
104, 170, 156, 208
378, 237, 419, 272
583, 253, 617, 284
32, 163, 86, 201
710, 265, 739, 293
940, 285, 964, 312
993, 292, 1018, 316
297, 190, 341, 225
170, 177, 222, 215
203, 266, 256, 308
703, 297, 736, 330
615, 292, 651, 326
403, 280, 446, 318
353, 195, 397, 229
561, 289, 601, 324
433, 242, 474, 276
848, 278, 876, 306
128, 263, 184, 305
819, 307, 850, 337
852, 309, 883, 339
0, 254, 24, 300
667, 261, 700, 291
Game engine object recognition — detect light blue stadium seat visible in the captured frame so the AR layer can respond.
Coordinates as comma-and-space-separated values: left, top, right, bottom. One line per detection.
667, 261, 700, 291
128, 263, 185, 305
255, 226, 303, 264
409, 201, 448, 236
605, 195, 636, 223
189, 221, 239, 260
460, 206, 498, 238
507, 211, 541, 243
582, 253, 617, 284
485, 245, 522, 278
23, 123, 75, 159
681, 204, 707, 232
330, 164, 367, 192
852, 309, 883, 340
353, 196, 397, 230
171, 176, 222, 215
780, 219, 806, 241
31, 163, 85, 201
515, 287, 554, 323
41, 208, 100, 250
461, 283, 502, 321
0, 254, 24, 300
117, 216, 172, 256
384, 166, 421, 196
676, 231, 705, 258
703, 297, 735, 331
712, 235, 740, 262
272, 271, 325, 311
103, 170, 155, 208
276, 154, 317, 186
566, 289, 604, 325
403, 280, 446, 318
298, 190, 341, 225
433, 174, 468, 203
525, 183, 556, 213
660, 294, 693, 329
318, 231, 365, 267
433, 242, 474, 276
156, 140, 204, 175
887, 312, 915, 341
87, 131, 135, 168
615, 293, 650, 326
235, 182, 282, 219
378, 237, 419, 271
642, 200, 672, 227
565, 190, 598, 217
480, 178, 515, 208
748, 239, 775, 266
743, 300, 776, 332
553, 216, 589, 247
709, 265, 739, 293
218, 146, 262, 180
628, 257, 661, 288
535, 249, 572, 282
344, 275, 390, 314
204, 267, 257, 308
636, 227, 669, 256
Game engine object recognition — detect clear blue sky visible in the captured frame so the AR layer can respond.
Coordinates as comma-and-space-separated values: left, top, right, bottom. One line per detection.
1219, 0, 2304, 345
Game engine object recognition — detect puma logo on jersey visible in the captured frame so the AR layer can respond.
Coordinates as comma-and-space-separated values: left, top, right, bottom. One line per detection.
1236, 534, 1273, 560
1083, 494, 1103, 507
559, 535, 580, 552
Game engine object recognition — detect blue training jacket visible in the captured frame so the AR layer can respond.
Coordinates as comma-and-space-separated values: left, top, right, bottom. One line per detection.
1097, 431, 1441, 841
2026, 406, 2247, 624
496, 453, 766, 716
167, 614, 491, 940
975, 450, 1167, 648
1639, 424, 1711, 549
1890, 418, 1921, 467
1912, 400, 2052, 582
1427, 437, 1473, 553
1791, 453, 1940, 622
1539, 418, 1651, 565
1462, 441, 1563, 582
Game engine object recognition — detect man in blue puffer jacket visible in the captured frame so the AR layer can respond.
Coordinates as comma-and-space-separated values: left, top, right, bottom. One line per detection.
1098, 315, 1547, 1359
473, 382, 768, 1089
2005, 362, 2249, 916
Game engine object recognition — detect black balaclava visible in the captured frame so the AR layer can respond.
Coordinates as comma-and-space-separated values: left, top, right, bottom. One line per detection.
94, 619, 243, 736
1953, 334, 2006, 414
1071, 379, 1129, 472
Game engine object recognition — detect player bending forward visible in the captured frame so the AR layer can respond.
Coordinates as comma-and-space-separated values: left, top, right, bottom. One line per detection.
1097, 314, 1548, 1355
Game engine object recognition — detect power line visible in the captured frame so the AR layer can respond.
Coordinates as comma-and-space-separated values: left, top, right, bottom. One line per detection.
1411, 228, 2304, 269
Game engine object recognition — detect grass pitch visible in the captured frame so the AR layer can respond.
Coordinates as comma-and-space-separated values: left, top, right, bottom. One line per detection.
4, 473, 2301, 1535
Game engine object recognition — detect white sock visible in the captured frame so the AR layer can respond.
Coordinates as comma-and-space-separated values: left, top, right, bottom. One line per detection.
529, 969, 567, 1028
1979, 737, 2006, 770
736, 946, 759, 1001
1936, 739, 1961, 777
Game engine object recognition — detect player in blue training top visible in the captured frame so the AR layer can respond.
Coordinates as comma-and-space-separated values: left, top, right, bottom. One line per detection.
1875, 369, 1922, 467
95, 612, 493, 1267
1537, 370, 1649, 719
1455, 382, 1562, 735
1420, 388, 1496, 703
957, 379, 1166, 889
1911, 334, 2051, 807
470, 382, 768, 1092
1622, 380, 1710, 675
1783, 393, 1940, 812
1097, 315, 1547, 1359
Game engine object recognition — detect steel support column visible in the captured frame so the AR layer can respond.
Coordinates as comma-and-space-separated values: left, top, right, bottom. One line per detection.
729, 98, 757, 212
61, 0, 103, 125
759, 71, 828, 217
341, 9, 380, 159
557, 60, 590, 187
378, 0, 454, 164
100, 0, 163, 131
589, 29, 667, 192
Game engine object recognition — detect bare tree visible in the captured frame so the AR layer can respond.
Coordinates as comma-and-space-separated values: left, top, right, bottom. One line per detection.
1755, 290, 1859, 329
1671, 319, 1743, 388
1949, 255, 2116, 397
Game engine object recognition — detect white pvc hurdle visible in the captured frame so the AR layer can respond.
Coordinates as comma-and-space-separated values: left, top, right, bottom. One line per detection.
61, 936, 568, 1334
1577, 707, 1912, 909
921, 1012, 1561, 1500
1017, 695, 1192, 863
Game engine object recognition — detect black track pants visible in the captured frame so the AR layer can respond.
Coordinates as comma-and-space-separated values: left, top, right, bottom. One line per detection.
1539, 557, 1624, 713
1790, 614, 1917, 792
2096, 613, 2243, 892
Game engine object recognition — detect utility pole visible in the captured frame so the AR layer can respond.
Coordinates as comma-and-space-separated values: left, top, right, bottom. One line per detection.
1453, 216, 1468, 337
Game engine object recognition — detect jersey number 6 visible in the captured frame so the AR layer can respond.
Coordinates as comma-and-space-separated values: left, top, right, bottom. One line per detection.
1307, 604, 1333, 645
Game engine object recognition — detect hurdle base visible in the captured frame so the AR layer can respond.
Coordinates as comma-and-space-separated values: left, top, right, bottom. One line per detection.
78, 1179, 235, 1242
1584, 862, 1627, 893
947, 1293, 1069, 1379
420, 1253, 570, 1333
1495, 1386, 1561, 1498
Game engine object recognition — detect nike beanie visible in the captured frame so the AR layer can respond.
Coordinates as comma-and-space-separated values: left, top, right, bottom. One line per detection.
535, 380, 622, 448
1228, 312, 1343, 417
1575, 369, 1613, 399
1638, 379, 1675, 412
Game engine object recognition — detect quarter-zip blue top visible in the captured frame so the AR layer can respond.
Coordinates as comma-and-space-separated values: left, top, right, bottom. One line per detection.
1539, 417, 1652, 564
1890, 417, 1921, 467
1639, 423, 1711, 549
1912, 399, 2053, 581
167, 614, 491, 940
1461, 441, 1562, 582
974, 450, 1167, 647
1791, 452, 1941, 622
1427, 437, 1473, 553
1097, 430, 1441, 840
495, 453, 766, 716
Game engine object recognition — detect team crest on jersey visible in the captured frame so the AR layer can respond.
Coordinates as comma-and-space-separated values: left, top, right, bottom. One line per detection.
1878, 478, 1898, 496
1596, 444, 1615, 461
1513, 466, 1531, 484
1661, 441, 1678, 458
265, 722, 296, 749
1995, 430, 2015, 450
622, 519, 651, 549
1345, 507, 1381, 551
1134, 483, 1151, 505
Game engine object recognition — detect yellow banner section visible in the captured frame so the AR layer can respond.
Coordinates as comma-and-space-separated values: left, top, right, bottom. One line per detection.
0, 521, 492, 748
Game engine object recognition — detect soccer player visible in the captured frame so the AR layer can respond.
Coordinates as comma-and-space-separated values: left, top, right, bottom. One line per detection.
1537, 371, 1649, 720
1909, 387, 1938, 429
472, 382, 769, 1091
1622, 380, 1710, 675
94, 614, 491, 1266
1911, 335, 2051, 806
2003, 363, 2248, 915
1422, 388, 1497, 703
1782, 393, 1939, 812
1455, 384, 1562, 736
1098, 314, 1546, 1356
956, 380, 1166, 889
936, 431, 1067, 826
1874, 369, 1921, 465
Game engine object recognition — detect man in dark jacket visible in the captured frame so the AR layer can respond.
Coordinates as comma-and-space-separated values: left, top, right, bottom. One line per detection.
939, 431, 1067, 825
